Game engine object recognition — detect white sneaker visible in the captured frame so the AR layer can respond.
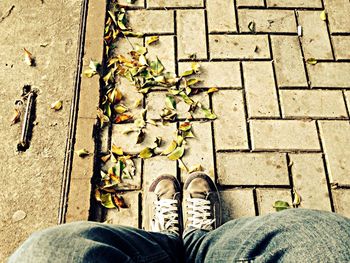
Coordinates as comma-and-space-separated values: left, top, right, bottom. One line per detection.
147, 175, 183, 236
183, 172, 221, 232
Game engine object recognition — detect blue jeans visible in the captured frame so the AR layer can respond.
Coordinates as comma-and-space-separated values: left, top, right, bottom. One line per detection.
9, 209, 350, 262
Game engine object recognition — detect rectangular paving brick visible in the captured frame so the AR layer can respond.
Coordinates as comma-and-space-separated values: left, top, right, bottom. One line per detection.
105, 191, 140, 228
112, 122, 177, 155
280, 90, 348, 118
271, 36, 307, 87
332, 189, 350, 218
237, 0, 264, 6
147, 0, 203, 7
181, 122, 215, 182
238, 10, 296, 33
243, 61, 280, 117
332, 36, 350, 60
78, 75, 100, 119
250, 120, 320, 151
256, 188, 292, 215
146, 91, 210, 120
177, 10, 207, 60
127, 10, 174, 34
319, 121, 350, 185
308, 63, 350, 88
178, 62, 241, 88
290, 153, 331, 211
212, 90, 248, 150
66, 178, 91, 222
79, 0, 105, 119
209, 35, 270, 59
325, 0, 350, 33
84, 0, 105, 56
146, 35, 175, 73
266, 0, 322, 8
217, 152, 289, 185
220, 189, 255, 223
298, 11, 333, 59
71, 118, 96, 180
207, 0, 236, 32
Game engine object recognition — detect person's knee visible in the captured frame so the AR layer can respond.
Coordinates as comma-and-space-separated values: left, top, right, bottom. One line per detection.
33, 221, 97, 241
277, 208, 342, 222
9, 222, 106, 262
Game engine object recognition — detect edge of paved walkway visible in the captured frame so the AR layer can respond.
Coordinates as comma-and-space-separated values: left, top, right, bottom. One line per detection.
62, 0, 105, 223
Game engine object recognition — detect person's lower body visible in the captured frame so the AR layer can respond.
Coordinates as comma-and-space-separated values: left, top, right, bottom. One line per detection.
9, 209, 350, 263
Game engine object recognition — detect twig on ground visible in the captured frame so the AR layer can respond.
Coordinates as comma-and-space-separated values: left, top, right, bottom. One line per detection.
0, 5, 15, 23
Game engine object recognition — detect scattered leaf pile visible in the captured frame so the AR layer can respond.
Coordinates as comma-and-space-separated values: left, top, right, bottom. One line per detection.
83, 1, 219, 209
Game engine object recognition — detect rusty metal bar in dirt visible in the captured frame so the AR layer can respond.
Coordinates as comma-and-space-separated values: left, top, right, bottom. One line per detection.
17, 91, 35, 151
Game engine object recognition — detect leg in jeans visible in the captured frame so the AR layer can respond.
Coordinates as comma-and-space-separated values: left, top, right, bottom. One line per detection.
9, 175, 185, 263
184, 208, 350, 262
9, 221, 182, 263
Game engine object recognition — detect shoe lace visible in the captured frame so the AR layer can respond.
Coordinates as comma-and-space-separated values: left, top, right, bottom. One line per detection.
152, 199, 179, 235
187, 198, 215, 231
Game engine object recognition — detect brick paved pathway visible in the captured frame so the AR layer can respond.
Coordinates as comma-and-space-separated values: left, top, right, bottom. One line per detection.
67, 0, 350, 226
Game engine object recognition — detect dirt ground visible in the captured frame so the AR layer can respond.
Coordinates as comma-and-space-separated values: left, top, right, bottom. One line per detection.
0, 0, 82, 260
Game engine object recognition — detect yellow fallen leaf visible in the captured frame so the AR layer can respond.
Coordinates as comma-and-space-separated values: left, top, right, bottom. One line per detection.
207, 87, 219, 94
95, 188, 102, 202
101, 154, 111, 163
191, 62, 200, 73
187, 78, 200, 86
111, 144, 123, 155
161, 140, 177, 155
179, 121, 192, 132
23, 48, 34, 66
103, 71, 112, 85
75, 149, 90, 157
178, 159, 188, 172
180, 69, 194, 77
177, 135, 184, 146
109, 88, 122, 103
320, 10, 327, 21
100, 192, 117, 209
50, 100, 63, 111
293, 188, 302, 207
167, 146, 185, 161
83, 68, 97, 78
139, 147, 153, 159
133, 99, 142, 108
10, 109, 21, 125
306, 58, 317, 65
115, 114, 132, 123
146, 36, 159, 45
114, 104, 128, 114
